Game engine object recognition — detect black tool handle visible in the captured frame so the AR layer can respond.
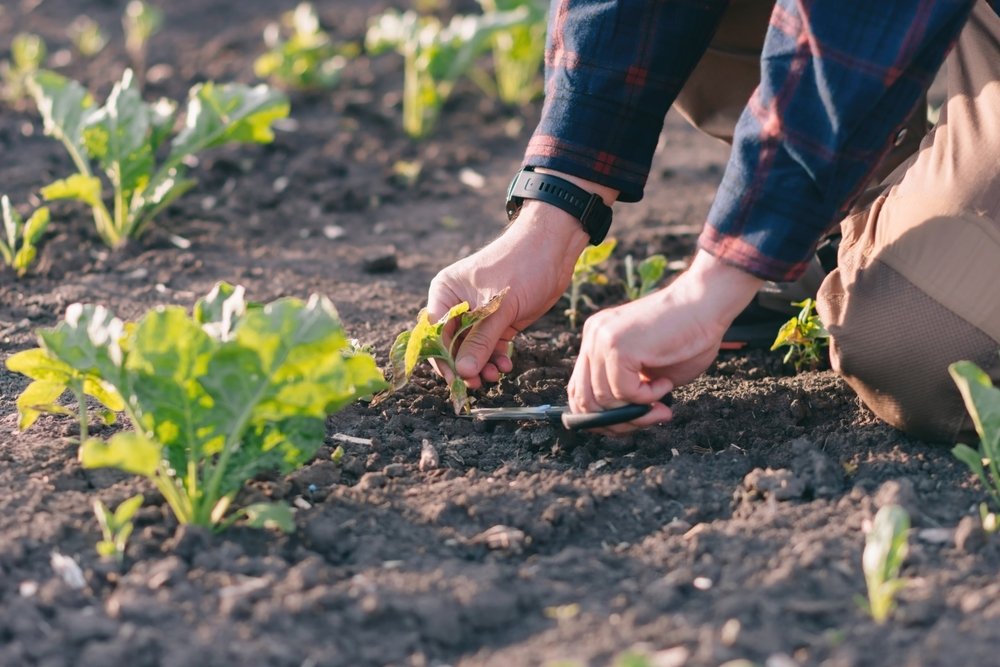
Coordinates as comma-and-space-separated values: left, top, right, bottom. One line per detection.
560, 403, 652, 431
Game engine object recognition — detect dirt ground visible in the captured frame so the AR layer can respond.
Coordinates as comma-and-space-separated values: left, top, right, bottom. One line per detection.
0, 1, 996, 666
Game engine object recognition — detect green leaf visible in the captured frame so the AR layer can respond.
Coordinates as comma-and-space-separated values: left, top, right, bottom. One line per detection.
29, 70, 96, 165
388, 329, 411, 391
113, 494, 145, 525
80, 433, 162, 477
575, 239, 617, 272
12, 33, 46, 71
194, 282, 247, 340
637, 254, 667, 294
38, 303, 125, 380
41, 174, 104, 209
950, 361, 1000, 449
22, 206, 50, 246
96, 540, 118, 557
15, 379, 67, 430
242, 502, 295, 533
168, 81, 289, 161
6, 347, 75, 383
83, 69, 154, 199
404, 310, 437, 376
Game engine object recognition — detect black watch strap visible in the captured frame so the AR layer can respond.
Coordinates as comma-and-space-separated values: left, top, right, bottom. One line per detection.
505, 167, 613, 245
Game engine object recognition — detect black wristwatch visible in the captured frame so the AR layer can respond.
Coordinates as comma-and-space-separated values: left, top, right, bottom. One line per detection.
505, 167, 613, 245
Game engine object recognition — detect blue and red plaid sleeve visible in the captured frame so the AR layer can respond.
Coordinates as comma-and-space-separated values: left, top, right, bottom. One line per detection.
523, 0, 730, 202
524, 0, 988, 282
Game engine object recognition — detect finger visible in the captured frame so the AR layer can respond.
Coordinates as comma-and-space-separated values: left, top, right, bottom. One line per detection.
428, 357, 454, 385
479, 361, 501, 384
454, 305, 515, 380
589, 353, 624, 410
606, 354, 674, 405
568, 354, 602, 414
489, 339, 514, 374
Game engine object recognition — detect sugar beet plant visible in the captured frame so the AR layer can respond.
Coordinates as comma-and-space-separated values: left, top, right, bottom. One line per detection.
388, 289, 508, 414
255, 2, 358, 91
770, 298, 829, 371
1, 196, 50, 277
6, 283, 386, 531
30, 68, 289, 248
859, 504, 910, 624
365, 6, 533, 138
1, 33, 46, 107
566, 239, 616, 329
475, 0, 546, 106
623, 253, 668, 301
950, 357, 1000, 515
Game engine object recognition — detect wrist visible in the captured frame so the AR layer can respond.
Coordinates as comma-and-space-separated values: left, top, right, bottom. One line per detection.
682, 250, 765, 324
507, 199, 591, 255
507, 166, 618, 245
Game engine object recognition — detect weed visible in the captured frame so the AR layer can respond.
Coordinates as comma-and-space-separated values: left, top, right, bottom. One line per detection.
0, 195, 50, 277
94, 494, 143, 562
858, 504, 909, 624
623, 253, 668, 301
770, 298, 829, 371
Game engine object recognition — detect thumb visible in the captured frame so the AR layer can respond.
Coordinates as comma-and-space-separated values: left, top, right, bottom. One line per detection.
454, 304, 514, 379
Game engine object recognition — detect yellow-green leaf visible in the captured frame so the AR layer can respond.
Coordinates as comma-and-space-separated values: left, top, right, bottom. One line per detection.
41, 174, 103, 209
83, 377, 125, 412
6, 347, 75, 382
15, 379, 67, 430
80, 433, 161, 477
404, 309, 435, 376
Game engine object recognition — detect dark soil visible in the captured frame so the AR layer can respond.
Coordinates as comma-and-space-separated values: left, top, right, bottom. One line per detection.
0, 2, 995, 666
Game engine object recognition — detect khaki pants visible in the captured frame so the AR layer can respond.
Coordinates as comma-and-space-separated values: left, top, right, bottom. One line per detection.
677, 1, 1000, 442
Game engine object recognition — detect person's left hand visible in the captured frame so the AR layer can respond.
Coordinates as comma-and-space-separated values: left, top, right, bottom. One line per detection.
568, 249, 763, 435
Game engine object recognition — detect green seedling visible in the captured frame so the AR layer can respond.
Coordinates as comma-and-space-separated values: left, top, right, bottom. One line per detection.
30, 68, 288, 248
950, 357, 1000, 518
6, 283, 386, 531
475, 0, 546, 106
255, 3, 358, 91
68, 16, 109, 58
0, 196, 50, 277
123, 0, 163, 82
623, 253, 668, 301
388, 288, 508, 414
858, 504, 910, 624
94, 493, 143, 562
770, 298, 829, 371
1, 33, 46, 107
365, 7, 532, 138
566, 239, 616, 329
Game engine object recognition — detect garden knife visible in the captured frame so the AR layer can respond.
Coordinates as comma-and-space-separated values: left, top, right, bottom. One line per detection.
470, 403, 653, 431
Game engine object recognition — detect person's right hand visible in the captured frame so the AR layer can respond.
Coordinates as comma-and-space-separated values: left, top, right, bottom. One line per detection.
426, 199, 591, 389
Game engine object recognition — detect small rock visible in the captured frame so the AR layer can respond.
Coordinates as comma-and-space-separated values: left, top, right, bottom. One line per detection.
322, 225, 345, 240
419, 440, 439, 471
766, 654, 800, 667
874, 479, 925, 525
383, 463, 406, 478
955, 515, 987, 553
357, 472, 387, 490
743, 468, 806, 501
470, 525, 527, 552
361, 247, 398, 273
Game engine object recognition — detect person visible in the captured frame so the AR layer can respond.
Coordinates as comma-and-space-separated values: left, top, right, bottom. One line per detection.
427, 0, 1000, 442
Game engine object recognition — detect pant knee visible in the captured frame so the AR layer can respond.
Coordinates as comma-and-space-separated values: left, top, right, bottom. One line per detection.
818, 259, 1000, 443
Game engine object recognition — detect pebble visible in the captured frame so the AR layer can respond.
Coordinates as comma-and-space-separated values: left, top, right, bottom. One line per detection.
361, 247, 398, 273
383, 463, 406, 478
955, 515, 987, 553
419, 440, 439, 471
357, 472, 387, 490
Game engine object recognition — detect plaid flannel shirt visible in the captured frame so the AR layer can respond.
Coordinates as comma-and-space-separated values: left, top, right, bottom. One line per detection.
524, 0, 998, 281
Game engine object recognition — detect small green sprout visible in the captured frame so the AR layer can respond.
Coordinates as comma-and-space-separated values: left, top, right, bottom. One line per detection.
388, 289, 508, 414
30, 68, 288, 248
770, 298, 829, 371
859, 504, 910, 624
68, 16, 109, 58
475, 0, 546, 106
0, 196, 50, 277
94, 494, 143, 562
255, 3, 358, 91
1, 33, 46, 107
123, 0, 163, 82
623, 253, 668, 301
365, 7, 532, 138
950, 356, 1000, 518
566, 239, 616, 329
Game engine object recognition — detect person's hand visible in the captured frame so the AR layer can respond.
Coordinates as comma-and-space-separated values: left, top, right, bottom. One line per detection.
426, 200, 588, 388
568, 249, 764, 434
